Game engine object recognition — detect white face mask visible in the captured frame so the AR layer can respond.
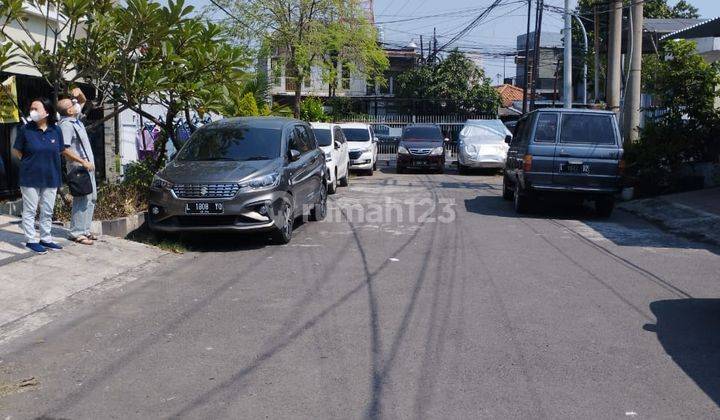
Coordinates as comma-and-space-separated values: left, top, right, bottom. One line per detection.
29, 110, 46, 122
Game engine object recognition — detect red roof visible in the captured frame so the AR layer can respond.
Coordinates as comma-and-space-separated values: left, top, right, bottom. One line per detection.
494, 84, 525, 108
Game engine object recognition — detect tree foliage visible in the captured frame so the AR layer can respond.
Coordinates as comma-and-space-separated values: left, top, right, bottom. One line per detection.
625, 39, 720, 194
299, 96, 328, 122
212, 0, 388, 117
395, 50, 499, 115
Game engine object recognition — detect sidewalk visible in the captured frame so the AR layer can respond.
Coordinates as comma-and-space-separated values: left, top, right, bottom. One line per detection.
620, 187, 720, 247
0, 215, 168, 343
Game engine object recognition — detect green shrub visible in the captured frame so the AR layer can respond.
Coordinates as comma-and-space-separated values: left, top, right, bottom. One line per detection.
299, 97, 328, 122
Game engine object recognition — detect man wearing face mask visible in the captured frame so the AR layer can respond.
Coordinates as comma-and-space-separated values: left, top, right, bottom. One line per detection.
58, 97, 97, 245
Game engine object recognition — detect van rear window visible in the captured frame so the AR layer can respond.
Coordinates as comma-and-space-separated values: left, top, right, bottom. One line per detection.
560, 114, 616, 145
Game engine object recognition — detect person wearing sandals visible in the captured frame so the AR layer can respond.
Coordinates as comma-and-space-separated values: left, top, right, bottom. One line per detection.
11, 98, 65, 254
58, 97, 97, 245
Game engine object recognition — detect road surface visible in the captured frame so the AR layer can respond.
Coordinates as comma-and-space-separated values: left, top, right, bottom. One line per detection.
2, 167, 719, 419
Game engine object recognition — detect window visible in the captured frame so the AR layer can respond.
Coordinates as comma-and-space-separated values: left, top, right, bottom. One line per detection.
534, 113, 558, 143
313, 129, 332, 147
342, 128, 371, 142
402, 126, 443, 141
512, 117, 530, 146
560, 114, 616, 145
296, 125, 316, 152
176, 127, 282, 162
333, 127, 346, 144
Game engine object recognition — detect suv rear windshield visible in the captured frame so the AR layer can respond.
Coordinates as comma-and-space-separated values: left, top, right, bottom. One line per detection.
313, 129, 332, 147
402, 126, 442, 141
176, 126, 281, 162
342, 128, 370, 142
560, 114, 616, 145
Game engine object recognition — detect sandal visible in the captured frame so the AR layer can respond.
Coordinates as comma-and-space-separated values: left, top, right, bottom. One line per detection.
72, 235, 94, 245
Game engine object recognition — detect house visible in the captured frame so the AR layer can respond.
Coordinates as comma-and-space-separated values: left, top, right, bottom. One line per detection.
494, 84, 524, 116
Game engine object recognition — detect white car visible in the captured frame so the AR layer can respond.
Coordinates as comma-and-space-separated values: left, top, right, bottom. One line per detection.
311, 122, 350, 194
457, 119, 512, 174
339, 122, 378, 176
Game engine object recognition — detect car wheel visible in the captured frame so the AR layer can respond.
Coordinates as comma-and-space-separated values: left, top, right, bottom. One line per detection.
310, 183, 328, 221
396, 165, 404, 174
458, 164, 467, 175
271, 201, 294, 244
373, 160, 377, 171
513, 183, 531, 214
437, 165, 444, 174
366, 168, 374, 176
595, 197, 615, 218
339, 165, 349, 187
328, 170, 337, 195
502, 175, 513, 201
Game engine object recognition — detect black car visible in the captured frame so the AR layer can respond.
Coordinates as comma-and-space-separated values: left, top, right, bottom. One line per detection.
503, 109, 624, 216
148, 117, 327, 244
396, 124, 447, 174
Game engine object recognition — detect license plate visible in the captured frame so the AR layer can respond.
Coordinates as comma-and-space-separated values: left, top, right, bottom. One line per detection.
185, 202, 224, 214
561, 163, 590, 174
413, 160, 428, 166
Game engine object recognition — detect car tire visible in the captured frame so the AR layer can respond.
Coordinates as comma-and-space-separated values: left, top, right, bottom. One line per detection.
513, 183, 531, 214
458, 164, 467, 175
339, 165, 349, 187
366, 168, 374, 176
437, 165, 444, 174
328, 170, 337, 195
595, 197, 615, 218
396, 165, 404, 174
310, 183, 328, 221
373, 160, 377, 171
271, 201, 294, 244
502, 175, 513, 201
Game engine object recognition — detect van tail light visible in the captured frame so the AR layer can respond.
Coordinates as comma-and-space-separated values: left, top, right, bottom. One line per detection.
523, 154, 533, 172
618, 159, 626, 176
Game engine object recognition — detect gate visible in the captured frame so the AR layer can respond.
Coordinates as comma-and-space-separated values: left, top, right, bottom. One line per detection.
338, 114, 495, 162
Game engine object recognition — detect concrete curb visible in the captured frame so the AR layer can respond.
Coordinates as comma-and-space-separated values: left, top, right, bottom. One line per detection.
619, 198, 720, 247
86, 212, 147, 239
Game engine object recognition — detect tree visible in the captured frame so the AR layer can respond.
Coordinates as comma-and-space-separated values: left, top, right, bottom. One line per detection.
395, 50, 500, 115
212, 0, 388, 117
575, 0, 700, 100
625, 39, 720, 194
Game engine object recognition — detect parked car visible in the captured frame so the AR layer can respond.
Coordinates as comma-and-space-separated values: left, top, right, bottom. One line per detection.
396, 123, 447, 174
503, 109, 624, 217
311, 122, 350, 194
457, 119, 511, 174
340, 123, 378, 176
371, 124, 400, 144
148, 117, 327, 244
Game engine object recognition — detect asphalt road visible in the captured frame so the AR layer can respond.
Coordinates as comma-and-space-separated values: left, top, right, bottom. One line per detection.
2, 167, 720, 419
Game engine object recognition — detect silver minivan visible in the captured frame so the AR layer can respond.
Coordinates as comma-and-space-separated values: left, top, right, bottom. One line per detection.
503, 109, 624, 217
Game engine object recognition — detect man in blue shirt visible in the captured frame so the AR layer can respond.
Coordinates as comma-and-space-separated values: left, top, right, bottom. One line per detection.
12, 99, 64, 254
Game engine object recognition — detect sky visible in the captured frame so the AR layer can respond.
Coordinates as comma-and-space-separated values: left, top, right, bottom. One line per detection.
372, 0, 720, 84
192, 0, 720, 84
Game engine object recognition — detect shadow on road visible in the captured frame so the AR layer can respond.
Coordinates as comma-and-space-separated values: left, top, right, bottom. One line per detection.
645, 299, 720, 409
464, 195, 720, 255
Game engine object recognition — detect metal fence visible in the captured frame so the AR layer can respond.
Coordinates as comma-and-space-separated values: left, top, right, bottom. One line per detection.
338, 114, 495, 162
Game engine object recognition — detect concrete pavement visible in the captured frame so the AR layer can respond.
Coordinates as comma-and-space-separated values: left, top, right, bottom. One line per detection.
1, 169, 719, 419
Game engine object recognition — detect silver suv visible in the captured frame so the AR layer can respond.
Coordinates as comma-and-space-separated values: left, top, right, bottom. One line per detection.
148, 117, 327, 244
503, 109, 624, 217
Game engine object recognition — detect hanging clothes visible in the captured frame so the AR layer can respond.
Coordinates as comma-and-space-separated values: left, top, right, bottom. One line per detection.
136, 124, 156, 161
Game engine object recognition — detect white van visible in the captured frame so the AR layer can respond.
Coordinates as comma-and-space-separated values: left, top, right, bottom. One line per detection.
310, 122, 350, 193
339, 123, 378, 176
457, 119, 512, 174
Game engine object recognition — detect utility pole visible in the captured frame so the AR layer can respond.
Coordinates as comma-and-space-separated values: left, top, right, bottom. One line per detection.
624, 0, 643, 142
593, 5, 600, 102
420, 35, 424, 63
573, 13, 588, 105
530, 0, 543, 109
562, 0, 572, 108
607, 0, 622, 115
522, 0, 532, 113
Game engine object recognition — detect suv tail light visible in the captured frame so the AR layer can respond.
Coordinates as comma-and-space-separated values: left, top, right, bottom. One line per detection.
618, 159, 626, 176
523, 154, 533, 172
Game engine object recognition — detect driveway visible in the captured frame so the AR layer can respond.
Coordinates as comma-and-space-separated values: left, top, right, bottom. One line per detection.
1, 167, 719, 419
